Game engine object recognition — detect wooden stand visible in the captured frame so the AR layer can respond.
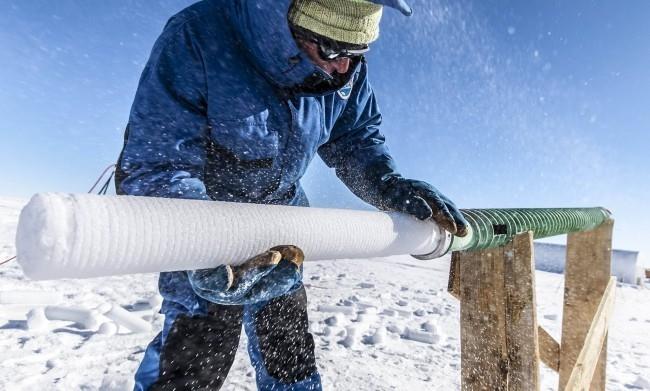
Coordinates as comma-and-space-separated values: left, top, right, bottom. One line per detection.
448, 222, 615, 391
559, 220, 614, 391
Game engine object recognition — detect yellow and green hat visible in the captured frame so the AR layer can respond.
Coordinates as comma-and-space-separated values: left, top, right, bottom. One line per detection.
288, 0, 384, 45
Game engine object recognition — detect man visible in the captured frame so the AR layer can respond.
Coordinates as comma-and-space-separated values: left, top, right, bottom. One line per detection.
116, 0, 468, 389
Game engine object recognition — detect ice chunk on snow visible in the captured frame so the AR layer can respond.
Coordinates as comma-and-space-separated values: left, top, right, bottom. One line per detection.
341, 326, 359, 348
386, 323, 404, 335
26, 308, 48, 331
422, 321, 437, 333
368, 327, 387, 345
97, 303, 151, 333
147, 294, 163, 311
324, 313, 346, 327
355, 301, 378, 310
98, 321, 118, 336
403, 327, 440, 345
355, 308, 378, 324
44, 305, 100, 330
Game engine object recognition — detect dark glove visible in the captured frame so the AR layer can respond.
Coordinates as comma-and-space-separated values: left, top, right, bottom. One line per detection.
376, 176, 469, 237
187, 245, 304, 305
327, 152, 468, 236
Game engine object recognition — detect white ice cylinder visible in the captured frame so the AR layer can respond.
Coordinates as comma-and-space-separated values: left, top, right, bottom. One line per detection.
97, 321, 119, 336
341, 326, 359, 348
147, 294, 163, 312
97, 303, 152, 333
369, 326, 387, 345
44, 305, 100, 330
16, 193, 444, 280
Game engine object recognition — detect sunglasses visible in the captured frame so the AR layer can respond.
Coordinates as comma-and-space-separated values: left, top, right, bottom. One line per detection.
312, 39, 369, 60
292, 25, 369, 61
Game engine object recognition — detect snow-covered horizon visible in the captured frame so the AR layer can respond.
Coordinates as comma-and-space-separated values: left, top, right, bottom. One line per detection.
1, 196, 649, 390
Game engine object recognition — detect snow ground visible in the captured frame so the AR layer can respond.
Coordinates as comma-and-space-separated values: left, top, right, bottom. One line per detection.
0, 197, 648, 390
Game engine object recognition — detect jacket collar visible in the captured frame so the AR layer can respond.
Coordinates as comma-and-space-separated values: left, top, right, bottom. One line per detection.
225, 0, 326, 89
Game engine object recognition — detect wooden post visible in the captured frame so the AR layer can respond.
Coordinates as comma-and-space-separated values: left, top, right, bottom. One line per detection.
459, 246, 508, 391
559, 220, 614, 390
504, 232, 540, 391
564, 277, 616, 390
538, 326, 560, 372
457, 232, 539, 391
448, 252, 461, 300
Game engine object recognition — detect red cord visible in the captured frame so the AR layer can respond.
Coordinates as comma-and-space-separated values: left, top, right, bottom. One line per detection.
0, 255, 16, 267
88, 164, 116, 193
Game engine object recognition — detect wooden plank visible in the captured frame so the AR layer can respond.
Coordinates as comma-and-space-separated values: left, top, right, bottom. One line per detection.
538, 326, 560, 372
448, 252, 461, 300
559, 220, 614, 391
564, 277, 616, 391
503, 232, 540, 391
459, 246, 509, 391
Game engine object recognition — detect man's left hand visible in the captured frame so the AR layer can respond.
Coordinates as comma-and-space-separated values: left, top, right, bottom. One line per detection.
188, 245, 304, 305
379, 176, 469, 237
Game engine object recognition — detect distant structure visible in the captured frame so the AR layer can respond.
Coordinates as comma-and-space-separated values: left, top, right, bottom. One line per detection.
534, 242, 639, 284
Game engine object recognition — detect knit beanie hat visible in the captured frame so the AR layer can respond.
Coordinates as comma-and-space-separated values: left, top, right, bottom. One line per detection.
288, 0, 383, 45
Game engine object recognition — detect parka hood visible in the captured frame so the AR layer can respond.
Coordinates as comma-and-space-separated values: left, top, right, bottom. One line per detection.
225, 0, 324, 89
224, 0, 412, 90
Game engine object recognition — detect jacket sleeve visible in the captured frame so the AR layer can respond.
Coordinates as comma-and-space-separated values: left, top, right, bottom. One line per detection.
318, 61, 399, 207
117, 22, 210, 200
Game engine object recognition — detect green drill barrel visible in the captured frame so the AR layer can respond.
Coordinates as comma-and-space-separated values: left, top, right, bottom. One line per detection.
448, 207, 612, 253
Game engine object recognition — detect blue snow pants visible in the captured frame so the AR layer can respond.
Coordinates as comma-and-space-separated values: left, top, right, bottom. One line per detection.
134, 282, 322, 390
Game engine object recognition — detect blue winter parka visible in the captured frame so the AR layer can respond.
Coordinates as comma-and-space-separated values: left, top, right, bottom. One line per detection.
117, 0, 401, 309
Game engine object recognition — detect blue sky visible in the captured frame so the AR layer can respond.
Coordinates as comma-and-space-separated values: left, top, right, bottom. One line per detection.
1, 1, 648, 264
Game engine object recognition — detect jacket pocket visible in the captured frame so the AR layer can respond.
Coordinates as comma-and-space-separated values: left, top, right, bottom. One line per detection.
209, 110, 279, 163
